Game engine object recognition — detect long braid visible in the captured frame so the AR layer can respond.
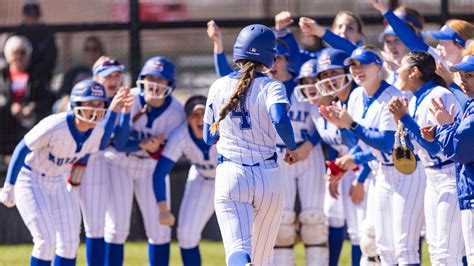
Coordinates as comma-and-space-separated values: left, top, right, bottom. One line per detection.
210, 60, 258, 134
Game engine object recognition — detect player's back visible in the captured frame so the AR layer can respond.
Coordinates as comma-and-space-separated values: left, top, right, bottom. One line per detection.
206, 72, 288, 166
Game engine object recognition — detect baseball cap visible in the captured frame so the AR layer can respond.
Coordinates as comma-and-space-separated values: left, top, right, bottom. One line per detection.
378, 26, 397, 43
449, 55, 474, 72
93, 59, 125, 77
184, 95, 207, 116
430, 25, 466, 48
343, 48, 383, 66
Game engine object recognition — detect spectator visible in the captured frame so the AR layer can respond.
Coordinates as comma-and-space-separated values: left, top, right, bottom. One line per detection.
0, 36, 52, 163
16, 2, 57, 84
53, 36, 105, 112
58, 36, 105, 98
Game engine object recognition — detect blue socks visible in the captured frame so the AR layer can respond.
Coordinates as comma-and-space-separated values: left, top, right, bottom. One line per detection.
351, 245, 361, 266
181, 246, 201, 266
53, 255, 76, 266
329, 226, 345, 266
105, 242, 124, 266
463, 256, 468, 266
30, 257, 51, 266
148, 243, 170, 266
86, 237, 105, 266
227, 251, 251, 265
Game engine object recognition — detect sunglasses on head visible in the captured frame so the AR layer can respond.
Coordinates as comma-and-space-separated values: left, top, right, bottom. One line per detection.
101, 59, 122, 67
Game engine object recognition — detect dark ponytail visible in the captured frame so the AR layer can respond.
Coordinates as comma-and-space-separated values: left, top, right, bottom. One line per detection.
403, 51, 447, 87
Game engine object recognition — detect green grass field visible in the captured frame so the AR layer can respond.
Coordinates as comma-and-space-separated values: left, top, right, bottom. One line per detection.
0, 240, 431, 266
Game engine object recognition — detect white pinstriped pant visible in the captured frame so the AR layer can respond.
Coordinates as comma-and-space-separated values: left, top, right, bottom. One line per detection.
177, 165, 215, 249
373, 164, 426, 265
277, 144, 326, 216
15, 167, 81, 260
104, 159, 171, 245
461, 209, 474, 265
324, 170, 369, 245
79, 152, 111, 238
424, 165, 464, 265
214, 160, 283, 266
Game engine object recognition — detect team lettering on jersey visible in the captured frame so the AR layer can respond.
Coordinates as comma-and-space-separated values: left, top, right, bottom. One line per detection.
48, 153, 78, 166
288, 110, 310, 123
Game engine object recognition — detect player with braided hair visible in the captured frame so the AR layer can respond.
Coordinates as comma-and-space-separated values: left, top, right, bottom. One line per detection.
204, 24, 300, 265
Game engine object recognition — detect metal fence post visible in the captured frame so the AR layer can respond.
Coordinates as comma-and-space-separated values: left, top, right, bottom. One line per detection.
130, 0, 141, 83
441, 0, 449, 24
389, 0, 399, 10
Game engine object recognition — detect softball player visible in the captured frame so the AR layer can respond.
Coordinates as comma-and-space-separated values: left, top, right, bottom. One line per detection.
203, 24, 299, 266
319, 47, 426, 265
103, 56, 186, 266
388, 51, 464, 265
0, 79, 126, 266
153, 95, 218, 266
295, 49, 373, 266
76, 56, 126, 266
272, 52, 328, 266
423, 54, 474, 265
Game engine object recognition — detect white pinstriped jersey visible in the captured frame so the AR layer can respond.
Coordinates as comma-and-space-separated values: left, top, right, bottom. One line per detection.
204, 73, 289, 166
24, 112, 104, 177
347, 84, 402, 164
408, 85, 461, 167
276, 92, 317, 145
162, 124, 217, 179
310, 107, 350, 156
114, 88, 186, 168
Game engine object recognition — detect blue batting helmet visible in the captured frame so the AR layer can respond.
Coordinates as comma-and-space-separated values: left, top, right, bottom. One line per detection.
233, 24, 276, 69
316, 48, 349, 77
69, 79, 107, 107
294, 59, 318, 83
139, 56, 176, 88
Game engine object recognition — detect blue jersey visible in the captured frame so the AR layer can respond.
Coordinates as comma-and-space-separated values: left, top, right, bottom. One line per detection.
436, 100, 474, 210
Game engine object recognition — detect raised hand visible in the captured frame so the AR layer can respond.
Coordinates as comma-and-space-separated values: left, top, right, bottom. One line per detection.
207, 20, 224, 53
370, 0, 389, 14
298, 17, 326, 37
388, 96, 409, 121
319, 102, 353, 129
429, 97, 455, 125
275, 11, 294, 31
